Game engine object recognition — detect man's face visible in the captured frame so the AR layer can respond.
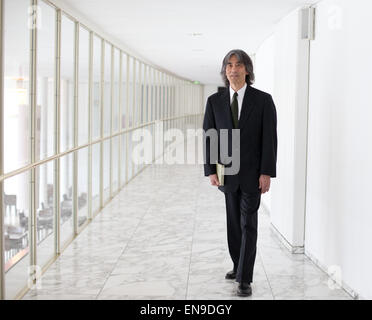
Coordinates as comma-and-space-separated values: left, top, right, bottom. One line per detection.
225, 55, 248, 87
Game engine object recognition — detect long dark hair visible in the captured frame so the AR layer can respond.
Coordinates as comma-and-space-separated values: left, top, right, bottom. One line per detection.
220, 49, 255, 87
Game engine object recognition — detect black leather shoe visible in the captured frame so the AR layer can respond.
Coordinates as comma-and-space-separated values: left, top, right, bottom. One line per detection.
225, 270, 236, 280
237, 282, 252, 297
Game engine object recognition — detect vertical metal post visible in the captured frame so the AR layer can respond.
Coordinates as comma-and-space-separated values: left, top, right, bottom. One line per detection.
152, 68, 155, 161
158, 70, 161, 121
0, 0, 5, 301
54, 9, 61, 254
109, 45, 113, 199
132, 58, 135, 178
150, 67, 153, 122
132, 58, 135, 128
99, 39, 104, 208
30, 0, 38, 285
160, 72, 163, 121
144, 64, 147, 125
118, 51, 122, 189
138, 61, 142, 127
73, 22, 79, 235
125, 55, 129, 184
144, 64, 147, 170
138, 62, 142, 171
157, 70, 159, 121
87, 31, 93, 221
167, 75, 170, 131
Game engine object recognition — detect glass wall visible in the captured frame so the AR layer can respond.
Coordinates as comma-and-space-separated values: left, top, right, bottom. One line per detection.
112, 48, 120, 194
60, 14, 75, 153
78, 26, 90, 146
1, 0, 203, 300
77, 148, 88, 227
60, 153, 73, 247
103, 42, 111, 138
92, 35, 101, 141
91, 143, 100, 214
36, 161, 55, 268
121, 53, 127, 130
112, 136, 119, 193
102, 140, 110, 203
120, 133, 127, 187
113, 48, 120, 134
3, 0, 30, 174
128, 56, 133, 128
37, 2, 56, 162
3, 171, 30, 300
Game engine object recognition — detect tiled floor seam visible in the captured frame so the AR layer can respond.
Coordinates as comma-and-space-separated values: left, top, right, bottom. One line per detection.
257, 243, 275, 299
185, 177, 202, 300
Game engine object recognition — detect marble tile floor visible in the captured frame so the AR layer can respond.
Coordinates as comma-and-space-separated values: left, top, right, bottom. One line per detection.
23, 164, 353, 300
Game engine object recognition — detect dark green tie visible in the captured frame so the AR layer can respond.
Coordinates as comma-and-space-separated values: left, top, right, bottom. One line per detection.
231, 92, 238, 128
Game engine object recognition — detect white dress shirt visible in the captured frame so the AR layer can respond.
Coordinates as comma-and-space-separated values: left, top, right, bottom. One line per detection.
229, 82, 247, 119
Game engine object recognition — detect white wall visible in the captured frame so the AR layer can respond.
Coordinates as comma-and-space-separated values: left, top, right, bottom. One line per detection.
305, 0, 372, 299
255, 8, 309, 249
255, 0, 372, 299
254, 35, 275, 212
254, 35, 274, 95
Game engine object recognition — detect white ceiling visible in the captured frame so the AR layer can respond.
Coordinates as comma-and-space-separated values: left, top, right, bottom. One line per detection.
59, 0, 318, 85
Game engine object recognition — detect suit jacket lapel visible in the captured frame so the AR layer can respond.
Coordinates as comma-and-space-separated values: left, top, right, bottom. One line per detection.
220, 88, 234, 130
238, 85, 255, 129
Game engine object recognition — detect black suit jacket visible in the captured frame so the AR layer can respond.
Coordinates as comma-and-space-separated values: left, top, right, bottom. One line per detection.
203, 85, 277, 193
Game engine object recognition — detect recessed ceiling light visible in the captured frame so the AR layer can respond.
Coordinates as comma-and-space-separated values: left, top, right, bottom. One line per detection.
187, 33, 203, 37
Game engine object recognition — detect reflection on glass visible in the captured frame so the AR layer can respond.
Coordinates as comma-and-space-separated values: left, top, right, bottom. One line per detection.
121, 53, 127, 129
92, 143, 101, 213
78, 26, 90, 146
140, 63, 145, 125
104, 42, 112, 137
150, 68, 154, 122
128, 131, 133, 180
92, 36, 102, 140
112, 136, 119, 193
60, 153, 73, 246
162, 77, 166, 120
77, 148, 88, 227
4, 170, 30, 299
37, 2, 56, 161
60, 14, 75, 153
135, 59, 140, 127
103, 140, 110, 203
121, 133, 126, 187
113, 48, 120, 133
128, 56, 133, 127
154, 71, 158, 121
159, 73, 162, 120
3, 0, 30, 173
144, 66, 148, 124
36, 161, 55, 267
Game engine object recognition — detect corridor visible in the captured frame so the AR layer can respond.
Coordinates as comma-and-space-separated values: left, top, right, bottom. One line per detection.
2, 0, 372, 302
23, 162, 352, 300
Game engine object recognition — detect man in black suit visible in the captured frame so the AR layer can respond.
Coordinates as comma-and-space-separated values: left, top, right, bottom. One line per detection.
203, 49, 277, 297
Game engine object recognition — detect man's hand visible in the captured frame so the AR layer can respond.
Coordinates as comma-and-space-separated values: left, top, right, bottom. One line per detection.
209, 174, 220, 186
259, 174, 271, 194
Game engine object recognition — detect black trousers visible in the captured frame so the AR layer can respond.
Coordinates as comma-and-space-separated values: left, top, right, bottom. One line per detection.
224, 186, 261, 283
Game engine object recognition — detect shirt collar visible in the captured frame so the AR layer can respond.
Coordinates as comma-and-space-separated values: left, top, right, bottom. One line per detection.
229, 82, 247, 101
